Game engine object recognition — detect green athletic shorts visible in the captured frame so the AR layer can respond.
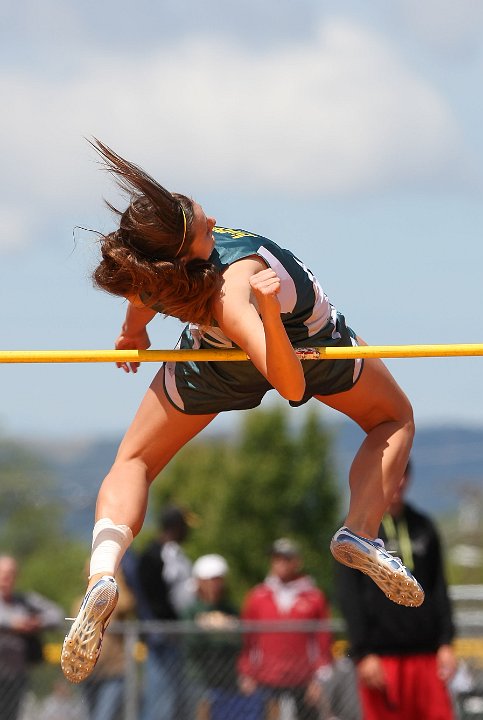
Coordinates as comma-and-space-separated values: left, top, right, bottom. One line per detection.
162, 312, 363, 415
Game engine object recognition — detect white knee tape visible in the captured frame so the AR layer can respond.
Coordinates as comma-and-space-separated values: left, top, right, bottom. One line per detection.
89, 518, 133, 578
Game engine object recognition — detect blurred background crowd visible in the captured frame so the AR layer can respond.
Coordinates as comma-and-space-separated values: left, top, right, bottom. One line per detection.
1, 407, 483, 720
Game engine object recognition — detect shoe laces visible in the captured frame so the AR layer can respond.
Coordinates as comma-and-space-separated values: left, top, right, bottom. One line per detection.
375, 539, 403, 566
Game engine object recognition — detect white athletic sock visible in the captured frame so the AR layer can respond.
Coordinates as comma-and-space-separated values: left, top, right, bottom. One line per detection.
89, 518, 133, 579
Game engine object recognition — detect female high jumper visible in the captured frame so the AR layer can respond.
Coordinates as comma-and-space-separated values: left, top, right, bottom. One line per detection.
61, 140, 423, 684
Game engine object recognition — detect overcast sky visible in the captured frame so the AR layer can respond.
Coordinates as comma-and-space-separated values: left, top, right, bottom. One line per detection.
2, 0, 483, 440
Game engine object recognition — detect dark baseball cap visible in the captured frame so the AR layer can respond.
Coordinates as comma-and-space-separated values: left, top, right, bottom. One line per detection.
159, 505, 189, 531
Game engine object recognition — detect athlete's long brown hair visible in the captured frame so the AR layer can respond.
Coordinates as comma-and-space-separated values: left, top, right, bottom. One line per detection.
91, 140, 221, 324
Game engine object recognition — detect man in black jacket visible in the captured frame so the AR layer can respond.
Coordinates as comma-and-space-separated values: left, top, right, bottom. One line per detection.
335, 461, 457, 720
137, 506, 194, 720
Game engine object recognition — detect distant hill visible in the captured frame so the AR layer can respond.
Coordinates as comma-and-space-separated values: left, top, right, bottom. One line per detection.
331, 423, 483, 517
26, 422, 483, 541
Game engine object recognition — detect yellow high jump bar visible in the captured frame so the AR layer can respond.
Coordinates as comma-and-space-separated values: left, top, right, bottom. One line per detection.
1, 344, 483, 364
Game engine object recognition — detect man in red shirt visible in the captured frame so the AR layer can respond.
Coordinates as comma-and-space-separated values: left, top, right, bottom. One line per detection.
238, 539, 333, 720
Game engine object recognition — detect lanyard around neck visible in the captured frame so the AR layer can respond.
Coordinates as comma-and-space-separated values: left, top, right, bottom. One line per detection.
382, 514, 414, 571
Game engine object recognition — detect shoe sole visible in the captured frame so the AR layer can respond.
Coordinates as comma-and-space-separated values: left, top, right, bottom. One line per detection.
61, 580, 119, 683
331, 539, 424, 607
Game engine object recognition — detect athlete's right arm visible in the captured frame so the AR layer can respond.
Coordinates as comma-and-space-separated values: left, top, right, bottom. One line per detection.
115, 299, 157, 373
214, 259, 306, 402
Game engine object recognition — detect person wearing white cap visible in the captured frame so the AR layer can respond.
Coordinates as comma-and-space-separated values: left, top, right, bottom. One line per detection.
192, 554, 229, 583
184, 554, 237, 632
182, 554, 243, 718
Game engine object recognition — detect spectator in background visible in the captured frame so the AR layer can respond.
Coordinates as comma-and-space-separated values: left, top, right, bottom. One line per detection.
182, 554, 242, 719
238, 539, 333, 720
0, 554, 63, 720
137, 505, 195, 720
73, 563, 136, 720
36, 679, 87, 720
335, 460, 457, 720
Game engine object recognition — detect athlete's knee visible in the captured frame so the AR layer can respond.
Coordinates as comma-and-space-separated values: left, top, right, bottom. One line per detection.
388, 395, 415, 444
402, 410, 415, 447
362, 394, 415, 436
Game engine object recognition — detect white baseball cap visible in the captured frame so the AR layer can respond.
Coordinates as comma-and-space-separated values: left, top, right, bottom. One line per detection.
192, 554, 229, 580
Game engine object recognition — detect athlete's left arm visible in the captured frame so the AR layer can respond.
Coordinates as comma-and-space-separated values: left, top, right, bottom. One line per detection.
115, 297, 157, 374
213, 258, 306, 402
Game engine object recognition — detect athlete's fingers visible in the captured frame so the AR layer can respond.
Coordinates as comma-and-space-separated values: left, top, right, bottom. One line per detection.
251, 278, 281, 295
249, 268, 279, 286
250, 274, 281, 291
116, 361, 139, 373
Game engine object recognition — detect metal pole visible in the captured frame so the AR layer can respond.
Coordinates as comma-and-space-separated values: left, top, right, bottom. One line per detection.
122, 622, 140, 720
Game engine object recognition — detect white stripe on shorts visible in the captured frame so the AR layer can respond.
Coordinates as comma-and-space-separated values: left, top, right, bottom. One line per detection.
164, 362, 185, 411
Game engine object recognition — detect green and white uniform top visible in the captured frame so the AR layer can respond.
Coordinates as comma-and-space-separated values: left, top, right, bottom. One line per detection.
193, 226, 341, 348
162, 226, 362, 415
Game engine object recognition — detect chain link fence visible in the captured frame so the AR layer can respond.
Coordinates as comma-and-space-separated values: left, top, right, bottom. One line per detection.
1, 587, 482, 720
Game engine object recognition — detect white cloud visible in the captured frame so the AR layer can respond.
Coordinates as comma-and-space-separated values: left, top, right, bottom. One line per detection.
0, 16, 473, 251
396, 0, 483, 57
0, 205, 32, 252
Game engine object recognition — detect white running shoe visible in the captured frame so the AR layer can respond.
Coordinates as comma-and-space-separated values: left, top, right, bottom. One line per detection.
61, 575, 119, 683
330, 526, 424, 607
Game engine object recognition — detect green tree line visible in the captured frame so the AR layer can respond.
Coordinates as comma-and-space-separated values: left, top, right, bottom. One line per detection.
147, 404, 340, 602
0, 437, 87, 610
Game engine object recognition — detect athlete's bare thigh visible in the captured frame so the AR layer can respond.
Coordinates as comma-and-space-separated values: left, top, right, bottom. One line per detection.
315, 339, 413, 433
116, 367, 217, 480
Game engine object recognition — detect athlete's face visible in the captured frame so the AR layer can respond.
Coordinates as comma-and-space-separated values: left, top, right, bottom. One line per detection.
185, 202, 216, 261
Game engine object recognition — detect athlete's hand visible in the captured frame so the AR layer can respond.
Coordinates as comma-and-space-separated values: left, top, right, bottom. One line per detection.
249, 268, 281, 313
115, 328, 151, 373
357, 654, 386, 691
